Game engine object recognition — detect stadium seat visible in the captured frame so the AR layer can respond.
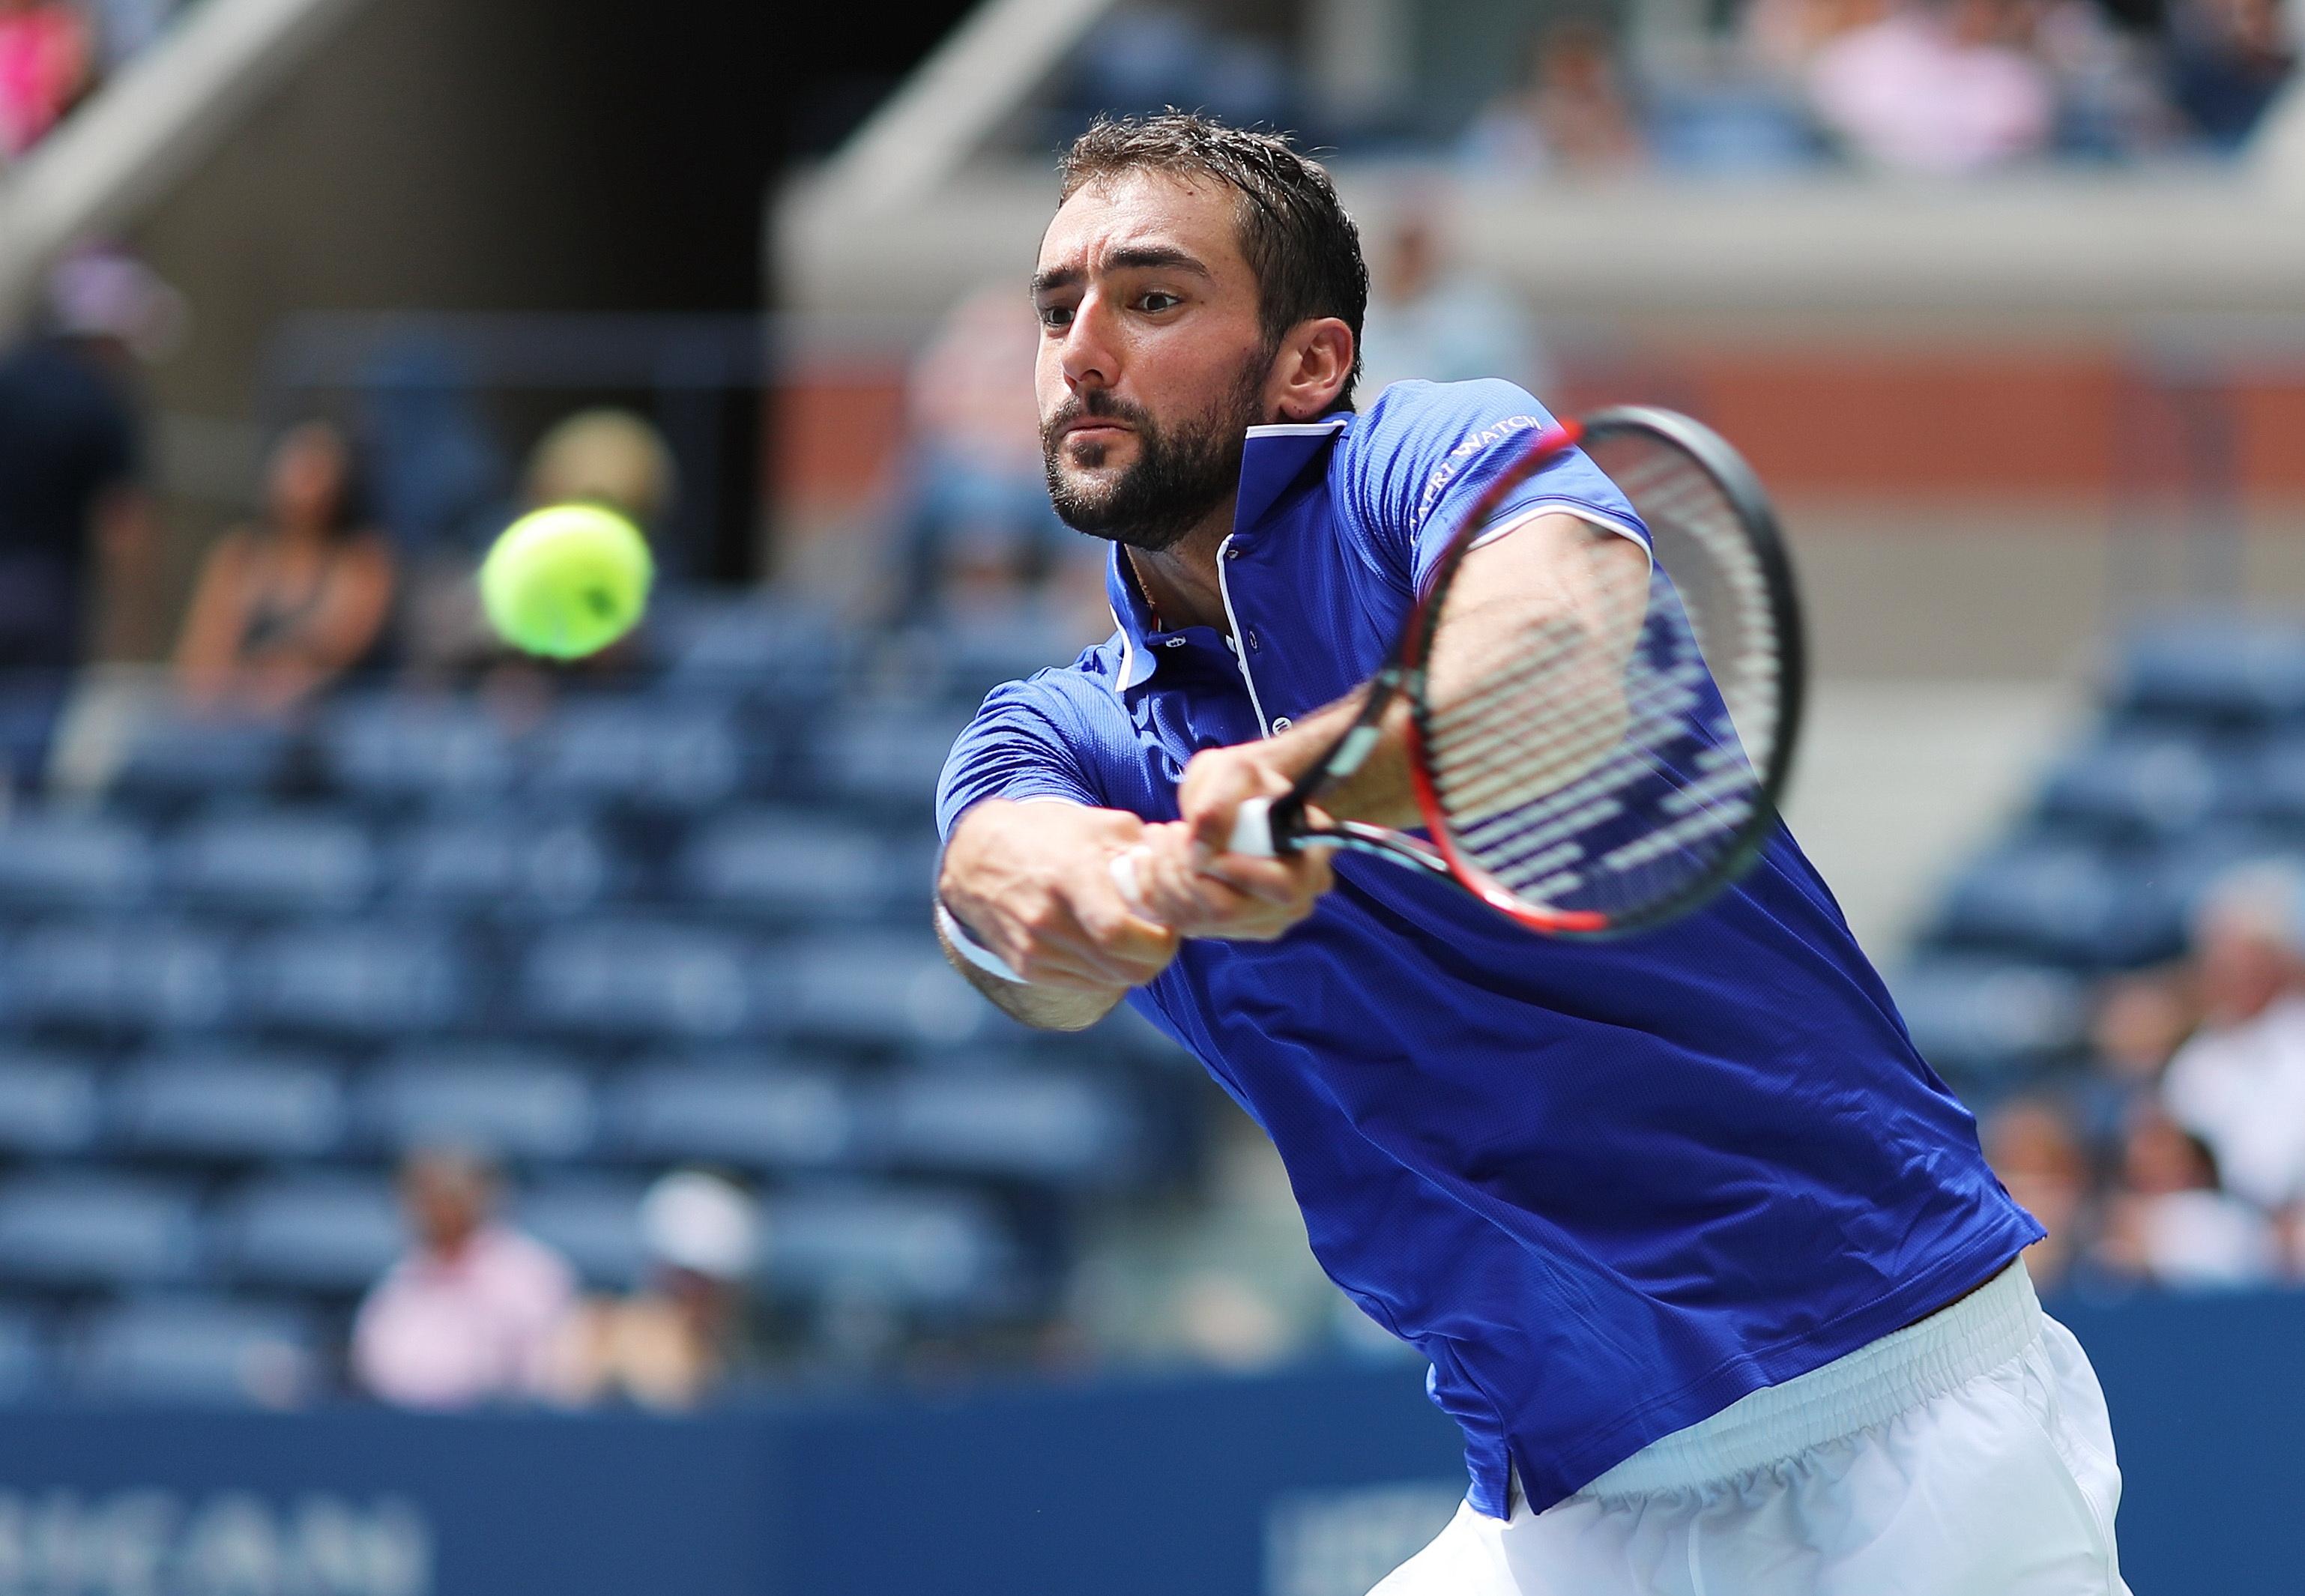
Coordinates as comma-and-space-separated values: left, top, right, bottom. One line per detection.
318, 695, 519, 807
526, 701, 755, 812
359, 1048, 594, 1161
110, 719, 294, 809
0, 811, 153, 912
761, 1188, 1017, 1312
166, 811, 377, 915
2235, 735, 2305, 831
5, 919, 234, 1033
1931, 838, 2183, 968
211, 1174, 404, 1295
0, 1305, 50, 1400
605, 1058, 854, 1171
521, 921, 764, 1041
0, 1050, 103, 1156
73, 1296, 318, 1406
2035, 734, 2231, 844
810, 703, 976, 812
514, 1180, 650, 1290
2111, 617, 2305, 727
654, 595, 849, 707
0, 1175, 203, 1290
1889, 956, 2091, 1086
871, 1069, 1140, 1186
110, 1048, 346, 1163
239, 921, 471, 1038
386, 812, 611, 916
676, 808, 907, 925
904, 612, 1095, 707
781, 931, 988, 1050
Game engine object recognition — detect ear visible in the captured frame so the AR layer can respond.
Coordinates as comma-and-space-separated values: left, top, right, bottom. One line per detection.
1265, 318, 1356, 422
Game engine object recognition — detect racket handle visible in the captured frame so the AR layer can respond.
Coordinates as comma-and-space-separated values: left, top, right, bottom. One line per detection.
1110, 847, 1154, 919
1229, 797, 1279, 857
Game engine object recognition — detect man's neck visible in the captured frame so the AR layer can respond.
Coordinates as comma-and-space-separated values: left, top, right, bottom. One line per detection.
1122, 497, 1237, 635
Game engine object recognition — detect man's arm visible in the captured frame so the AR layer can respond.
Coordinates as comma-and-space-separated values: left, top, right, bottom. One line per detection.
934, 798, 1182, 1031
1126, 513, 1648, 922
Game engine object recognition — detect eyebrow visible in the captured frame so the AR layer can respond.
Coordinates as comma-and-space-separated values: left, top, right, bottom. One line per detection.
1031, 245, 1213, 296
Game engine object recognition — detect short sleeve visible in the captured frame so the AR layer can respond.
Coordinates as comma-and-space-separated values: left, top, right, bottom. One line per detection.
1335, 378, 1649, 592
934, 679, 1102, 842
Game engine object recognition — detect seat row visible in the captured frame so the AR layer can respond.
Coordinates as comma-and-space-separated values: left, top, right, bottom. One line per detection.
0, 1045, 1152, 1187
0, 1171, 1024, 1310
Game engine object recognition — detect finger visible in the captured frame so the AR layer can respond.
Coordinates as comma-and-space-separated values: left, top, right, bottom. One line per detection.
1109, 847, 1155, 921
1201, 850, 1333, 907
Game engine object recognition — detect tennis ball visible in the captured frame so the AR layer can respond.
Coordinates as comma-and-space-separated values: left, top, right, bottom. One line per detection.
478, 503, 653, 659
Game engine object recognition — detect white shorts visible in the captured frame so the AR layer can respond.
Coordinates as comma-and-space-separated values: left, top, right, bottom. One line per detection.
1371, 1263, 2129, 1596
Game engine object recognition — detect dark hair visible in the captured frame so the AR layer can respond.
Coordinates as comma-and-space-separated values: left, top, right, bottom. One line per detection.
1057, 112, 1369, 412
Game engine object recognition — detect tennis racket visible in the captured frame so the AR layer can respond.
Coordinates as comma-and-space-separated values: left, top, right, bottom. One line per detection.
1127, 405, 1804, 939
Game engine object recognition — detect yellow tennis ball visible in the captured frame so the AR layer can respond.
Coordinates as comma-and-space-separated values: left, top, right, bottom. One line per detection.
478, 504, 653, 659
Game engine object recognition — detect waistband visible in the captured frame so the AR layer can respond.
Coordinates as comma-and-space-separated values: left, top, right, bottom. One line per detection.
1576, 1261, 2041, 1500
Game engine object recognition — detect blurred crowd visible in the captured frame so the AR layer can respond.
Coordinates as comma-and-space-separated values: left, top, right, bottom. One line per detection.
0, 0, 190, 160
1063, 0, 2298, 175
1985, 862, 2305, 1296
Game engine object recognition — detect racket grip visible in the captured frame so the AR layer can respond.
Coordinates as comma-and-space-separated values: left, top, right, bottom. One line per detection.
1110, 847, 1155, 919
1229, 797, 1279, 857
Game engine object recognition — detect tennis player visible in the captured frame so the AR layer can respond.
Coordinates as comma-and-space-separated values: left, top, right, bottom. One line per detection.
933, 112, 2128, 1595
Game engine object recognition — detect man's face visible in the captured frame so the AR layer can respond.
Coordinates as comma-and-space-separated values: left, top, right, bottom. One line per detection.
1032, 171, 1278, 551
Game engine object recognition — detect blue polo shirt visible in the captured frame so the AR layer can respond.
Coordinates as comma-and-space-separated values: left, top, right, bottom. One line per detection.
935, 379, 2040, 1517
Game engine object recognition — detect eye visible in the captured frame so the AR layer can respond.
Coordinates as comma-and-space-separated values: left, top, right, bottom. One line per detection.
1037, 303, 1074, 330
1138, 291, 1181, 314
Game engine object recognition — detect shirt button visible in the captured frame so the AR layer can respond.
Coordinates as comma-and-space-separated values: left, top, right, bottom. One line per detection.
1272, 716, 1293, 731
1163, 638, 1185, 649
1224, 546, 1241, 559
1245, 630, 1261, 651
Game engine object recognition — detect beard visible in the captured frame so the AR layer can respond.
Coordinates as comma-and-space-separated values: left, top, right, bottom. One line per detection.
1040, 351, 1272, 553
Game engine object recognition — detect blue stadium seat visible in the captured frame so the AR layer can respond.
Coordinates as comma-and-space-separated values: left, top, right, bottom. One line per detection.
0, 1175, 202, 1290
605, 1059, 854, 1171
318, 695, 518, 807
239, 921, 471, 1037
761, 1188, 1016, 1311
2235, 736, 2305, 830
166, 811, 376, 915
1931, 839, 2182, 968
782, 932, 988, 1050
871, 1069, 1140, 1186
526, 702, 755, 812
0, 1049, 103, 1156
514, 1180, 650, 1290
912, 612, 1093, 707
387, 813, 610, 916
521, 921, 764, 1041
811, 704, 975, 811
2112, 617, 2305, 727
73, 1296, 318, 1406
111, 1048, 346, 1162
111, 718, 294, 808
676, 808, 906, 925
1889, 956, 2090, 1085
655, 596, 849, 706
0, 811, 153, 911
211, 1174, 404, 1294
2035, 734, 2230, 844
0, 1305, 50, 1399
5, 919, 234, 1033
360, 1048, 594, 1161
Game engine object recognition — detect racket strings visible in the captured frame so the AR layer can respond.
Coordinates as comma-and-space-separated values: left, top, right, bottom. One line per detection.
1416, 432, 1783, 917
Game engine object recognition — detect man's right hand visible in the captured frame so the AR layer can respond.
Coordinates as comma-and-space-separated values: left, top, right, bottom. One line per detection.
937, 800, 1182, 1001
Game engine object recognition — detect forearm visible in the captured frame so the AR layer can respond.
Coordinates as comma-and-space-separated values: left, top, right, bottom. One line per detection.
933, 908, 1125, 1032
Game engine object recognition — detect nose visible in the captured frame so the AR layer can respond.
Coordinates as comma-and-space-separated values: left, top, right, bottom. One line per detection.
1057, 291, 1118, 396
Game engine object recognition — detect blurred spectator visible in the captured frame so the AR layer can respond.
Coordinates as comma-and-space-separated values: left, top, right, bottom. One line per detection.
0, 0, 89, 156
1806, 0, 2057, 172
898, 284, 1073, 620
2097, 1105, 2277, 1287
173, 420, 396, 718
1981, 1097, 2091, 1290
0, 250, 163, 790
2164, 0, 2297, 150
1461, 20, 1648, 175
2158, 862, 2305, 1212
524, 408, 678, 531
2073, 972, 2195, 1151
1357, 214, 1552, 398
549, 1171, 760, 1410
353, 1149, 577, 1409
